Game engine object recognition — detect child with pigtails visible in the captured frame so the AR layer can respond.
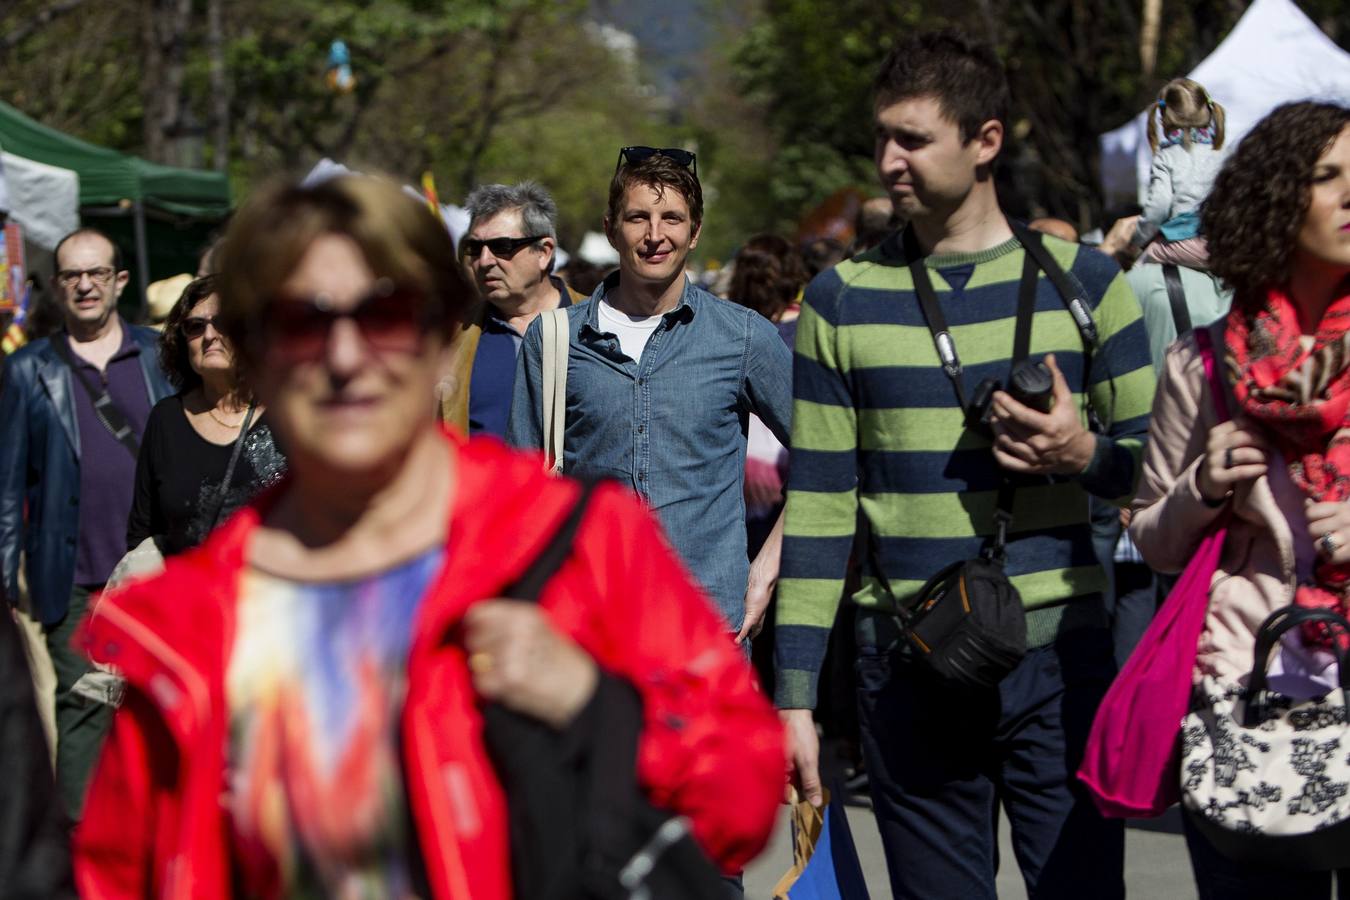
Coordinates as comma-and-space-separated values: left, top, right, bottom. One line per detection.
1127, 77, 1228, 270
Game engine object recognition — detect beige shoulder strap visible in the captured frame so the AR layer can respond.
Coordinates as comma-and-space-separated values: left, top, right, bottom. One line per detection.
539, 308, 570, 475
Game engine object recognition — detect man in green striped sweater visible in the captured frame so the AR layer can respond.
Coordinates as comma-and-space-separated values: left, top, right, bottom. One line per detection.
777, 31, 1153, 899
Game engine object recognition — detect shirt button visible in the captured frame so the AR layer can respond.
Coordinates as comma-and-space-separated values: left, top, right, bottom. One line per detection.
638, 473, 646, 481
637, 425, 645, 434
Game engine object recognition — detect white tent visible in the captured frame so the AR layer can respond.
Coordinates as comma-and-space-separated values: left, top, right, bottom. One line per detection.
0, 149, 80, 251
1099, 0, 1350, 204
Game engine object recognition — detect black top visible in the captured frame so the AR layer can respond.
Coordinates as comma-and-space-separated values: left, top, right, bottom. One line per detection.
126, 394, 287, 556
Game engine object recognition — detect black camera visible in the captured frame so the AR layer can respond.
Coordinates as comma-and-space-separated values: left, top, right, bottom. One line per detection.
967, 359, 1054, 431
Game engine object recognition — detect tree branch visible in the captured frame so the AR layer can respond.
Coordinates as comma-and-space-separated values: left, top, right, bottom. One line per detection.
0, 0, 89, 53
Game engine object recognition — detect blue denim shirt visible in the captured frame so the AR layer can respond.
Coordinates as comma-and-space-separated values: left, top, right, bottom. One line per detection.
506, 274, 793, 627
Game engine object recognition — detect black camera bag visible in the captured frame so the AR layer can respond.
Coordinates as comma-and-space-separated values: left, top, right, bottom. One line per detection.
899, 556, 1028, 689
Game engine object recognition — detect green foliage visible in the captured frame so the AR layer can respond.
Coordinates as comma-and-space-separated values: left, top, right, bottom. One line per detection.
5, 0, 1349, 262
728, 0, 1350, 230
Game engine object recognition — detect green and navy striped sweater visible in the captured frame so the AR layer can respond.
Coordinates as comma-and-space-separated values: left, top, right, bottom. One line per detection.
774, 233, 1156, 709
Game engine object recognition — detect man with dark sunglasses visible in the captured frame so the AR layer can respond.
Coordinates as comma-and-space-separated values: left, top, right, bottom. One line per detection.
439, 181, 583, 438
0, 227, 172, 822
507, 149, 793, 658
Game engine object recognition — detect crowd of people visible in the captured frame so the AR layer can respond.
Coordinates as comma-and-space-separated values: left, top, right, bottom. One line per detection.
0, 24, 1348, 900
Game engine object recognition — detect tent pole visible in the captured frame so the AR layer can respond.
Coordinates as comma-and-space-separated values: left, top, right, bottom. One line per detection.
132, 200, 150, 322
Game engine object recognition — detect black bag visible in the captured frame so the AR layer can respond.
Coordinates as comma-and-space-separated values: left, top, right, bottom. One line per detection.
899, 556, 1028, 689
480, 480, 725, 900
880, 222, 1100, 689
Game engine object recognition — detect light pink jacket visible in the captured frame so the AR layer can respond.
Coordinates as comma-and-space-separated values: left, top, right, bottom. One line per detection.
1129, 323, 1299, 683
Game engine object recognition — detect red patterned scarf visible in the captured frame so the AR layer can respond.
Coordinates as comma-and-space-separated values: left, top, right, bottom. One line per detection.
1225, 286, 1350, 648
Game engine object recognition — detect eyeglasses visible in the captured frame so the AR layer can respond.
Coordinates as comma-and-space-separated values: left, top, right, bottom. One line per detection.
56, 266, 117, 287
460, 235, 545, 260
181, 316, 221, 339
615, 146, 697, 176
260, 278, 438, 362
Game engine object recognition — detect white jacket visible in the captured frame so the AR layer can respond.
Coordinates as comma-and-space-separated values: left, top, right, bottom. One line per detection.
1132, 138, 1227, 248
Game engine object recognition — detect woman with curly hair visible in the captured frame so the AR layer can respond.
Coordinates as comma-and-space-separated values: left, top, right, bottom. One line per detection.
1129, 101, 1350, 897
124, 274, 287, 558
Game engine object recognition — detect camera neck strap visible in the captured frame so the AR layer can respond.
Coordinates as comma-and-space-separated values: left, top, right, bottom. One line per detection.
902, 225, 1042, 556
49, 333, 141, 459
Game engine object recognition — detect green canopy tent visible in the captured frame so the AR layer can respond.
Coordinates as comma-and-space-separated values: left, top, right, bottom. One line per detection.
0, 99, 231, 319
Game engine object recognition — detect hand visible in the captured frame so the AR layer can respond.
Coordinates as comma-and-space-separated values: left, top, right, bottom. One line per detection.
1098, 215, 1140, 264
737, 563, 775, 644
1195, 419, 1269, 504
988, 354, 1096, 475
781, 708, 823, 808
1306, 500, 1350, 565
463, 600, 598, 730
1119, 507, 1133, 528
738, 508, 785, 644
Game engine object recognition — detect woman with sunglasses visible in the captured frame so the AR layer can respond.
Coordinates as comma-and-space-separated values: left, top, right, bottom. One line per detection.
125, 275, 287, 559
74, 176, 781, 899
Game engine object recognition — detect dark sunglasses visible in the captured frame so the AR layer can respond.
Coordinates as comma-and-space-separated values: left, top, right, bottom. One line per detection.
615, 146, 697, 176
460, 235, 545, 260
260, 279, 439, 361
180, 315, 220, 339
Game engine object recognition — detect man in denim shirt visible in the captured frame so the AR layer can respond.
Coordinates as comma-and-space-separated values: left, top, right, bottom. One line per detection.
507, 150, 792, 640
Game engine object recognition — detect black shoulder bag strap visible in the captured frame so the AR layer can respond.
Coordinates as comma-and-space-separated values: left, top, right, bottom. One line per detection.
1162, 263, 1192, 335
49, 335, 141, 458
1009, 220, 1110, 433
902, 227, 969, 413
1006, 220, 1101, 350
991, 247, 1041, 559
501, 480, 597, 602
205, 403, 257, 533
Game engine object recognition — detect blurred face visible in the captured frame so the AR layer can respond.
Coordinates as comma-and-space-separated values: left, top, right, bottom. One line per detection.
182, 294, 232, 378
605, 183, 700, 284
253, 233, 446, 477
52, 233, 128, 334
874, 94, 1000, 221
1295, 125, 1350, 274
463, 208, 553, 310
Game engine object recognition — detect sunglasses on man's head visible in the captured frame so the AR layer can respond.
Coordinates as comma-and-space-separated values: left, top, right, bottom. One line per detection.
615, 146, 697, 176
460, 234, 545, 260
260, 278, 437, 362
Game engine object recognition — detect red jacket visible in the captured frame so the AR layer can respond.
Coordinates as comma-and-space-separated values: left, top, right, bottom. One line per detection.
74, 433, 783, 899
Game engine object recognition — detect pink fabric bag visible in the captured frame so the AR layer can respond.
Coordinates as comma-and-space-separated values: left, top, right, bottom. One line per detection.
1077, 327, 1230, 818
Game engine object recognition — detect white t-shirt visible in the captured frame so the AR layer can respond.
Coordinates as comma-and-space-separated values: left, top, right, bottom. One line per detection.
598, 297, 664, 364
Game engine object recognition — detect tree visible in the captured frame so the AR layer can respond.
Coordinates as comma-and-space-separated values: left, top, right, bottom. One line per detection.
729, 0, 1350, 231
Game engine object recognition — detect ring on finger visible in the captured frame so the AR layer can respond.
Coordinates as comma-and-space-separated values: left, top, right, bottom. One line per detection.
1224, 447, 1234, 469
1320, 532, 1341, 557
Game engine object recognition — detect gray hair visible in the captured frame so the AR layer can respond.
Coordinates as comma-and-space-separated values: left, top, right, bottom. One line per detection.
463, 181, 559, 241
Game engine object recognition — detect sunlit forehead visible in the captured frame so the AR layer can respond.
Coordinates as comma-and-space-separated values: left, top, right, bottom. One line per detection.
278, 233, 378, 312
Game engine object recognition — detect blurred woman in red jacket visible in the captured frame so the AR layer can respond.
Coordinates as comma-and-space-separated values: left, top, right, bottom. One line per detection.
74, 175, 782, 899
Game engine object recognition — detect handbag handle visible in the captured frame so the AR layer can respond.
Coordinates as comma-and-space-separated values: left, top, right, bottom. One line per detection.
1242, 605, 1350, 726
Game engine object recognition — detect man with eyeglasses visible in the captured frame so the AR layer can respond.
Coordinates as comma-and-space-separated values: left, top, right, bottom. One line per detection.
440, 181, 583, 438
0, 227, 172, 821
507, 148, 793, 656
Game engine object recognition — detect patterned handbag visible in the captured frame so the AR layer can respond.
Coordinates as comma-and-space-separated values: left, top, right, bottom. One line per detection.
1181, 605, 1350, 870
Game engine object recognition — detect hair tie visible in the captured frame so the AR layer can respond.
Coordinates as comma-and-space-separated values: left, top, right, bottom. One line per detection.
1158, 98, 1167, 109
